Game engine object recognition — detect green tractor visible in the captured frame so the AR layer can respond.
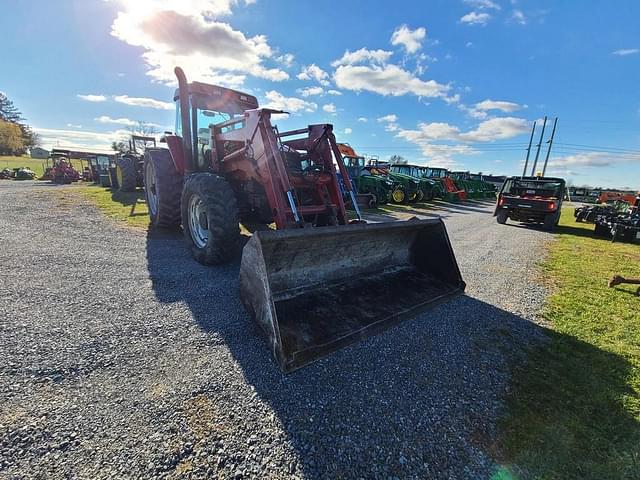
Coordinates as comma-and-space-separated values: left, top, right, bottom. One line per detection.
388, 164, 439, 202
338, 143, 395, 206
366, 159, 424, 204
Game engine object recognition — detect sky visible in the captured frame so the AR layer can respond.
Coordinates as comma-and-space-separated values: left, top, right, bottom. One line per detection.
2, 0, 639, 189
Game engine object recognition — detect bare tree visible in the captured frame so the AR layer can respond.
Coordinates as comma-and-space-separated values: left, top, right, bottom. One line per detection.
389, 154, 407, 165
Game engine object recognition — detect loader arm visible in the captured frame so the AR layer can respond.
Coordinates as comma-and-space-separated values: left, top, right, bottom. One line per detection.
212, 110, 354, 228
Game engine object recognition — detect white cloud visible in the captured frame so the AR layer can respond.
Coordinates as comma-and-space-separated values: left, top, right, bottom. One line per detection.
460, 11, 491, 25
331, 48, 393, 67
548, 152, 640, 169
466, 41, 473, 47
263, 90, 317, 113
385, 123, 400, 132
444, 93, 461, 105
612, 48, 639, 56
395, 116, 530, 165
110, 1, 287, 87
343, 128, 352, 134
322, 103, 337, 113
459, 117, 529, 141
95, 116, 137, 127
327, 89, 342, 96
510, 9, 527, 25
66, 123, 82, 129
78, 94, 107, 102
378, 114, 398, 123
475, 99, 525, 112
390, 25, 426, 54
35, 127, 130, 151
275, 53, 295, 67
357, 117, 368, 122
113, 95, 174, 110
297, 64, 330, 85
297, 86, 324, 97
334, 64, 449, 98
464, 0, 500, 10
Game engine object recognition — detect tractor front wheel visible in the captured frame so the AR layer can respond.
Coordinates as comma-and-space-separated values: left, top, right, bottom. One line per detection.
391, 188, 406, 204
181, 173, 240, 265
116, 155, 137, 192
144, 149, 183, 228
416, 189, 425, 203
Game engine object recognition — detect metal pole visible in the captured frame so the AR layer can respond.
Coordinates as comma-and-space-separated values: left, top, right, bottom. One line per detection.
542, 117, 558, 177
531, 116, 547, 176
523, 121, 536, 177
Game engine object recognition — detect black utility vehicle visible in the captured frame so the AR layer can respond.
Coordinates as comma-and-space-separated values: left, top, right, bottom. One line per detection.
494, 176, 566, 231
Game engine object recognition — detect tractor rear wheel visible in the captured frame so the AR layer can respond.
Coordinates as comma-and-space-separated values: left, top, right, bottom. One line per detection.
144, 149, 183, 229
116, 155, 137, 192
424, 189, 434, 202
181, 173, 240, 265
496, 209, 508, 224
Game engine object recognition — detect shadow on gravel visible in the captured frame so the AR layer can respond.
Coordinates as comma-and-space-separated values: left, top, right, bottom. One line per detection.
109, 189, 147, 216
143, 228, 629, 478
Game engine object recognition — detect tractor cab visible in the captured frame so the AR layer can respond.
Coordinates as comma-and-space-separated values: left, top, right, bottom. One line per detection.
173, 81, 259, 172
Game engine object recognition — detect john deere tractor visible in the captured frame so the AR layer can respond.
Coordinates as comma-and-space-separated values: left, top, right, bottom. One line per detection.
367, 159, 423, 204
338, 144, 393, 205
388, 164, 439, 202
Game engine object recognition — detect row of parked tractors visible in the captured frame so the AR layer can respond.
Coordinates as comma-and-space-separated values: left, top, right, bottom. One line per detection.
574, 195, 640, 243
337, 143, 496, 208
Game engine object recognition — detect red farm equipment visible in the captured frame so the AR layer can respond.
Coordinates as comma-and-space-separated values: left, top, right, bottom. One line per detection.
47, 155, 80, 184
143, 67, 465, 372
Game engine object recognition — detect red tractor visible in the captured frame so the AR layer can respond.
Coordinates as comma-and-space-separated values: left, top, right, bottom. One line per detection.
143, 67, 465, 372
48, 155, 80, 184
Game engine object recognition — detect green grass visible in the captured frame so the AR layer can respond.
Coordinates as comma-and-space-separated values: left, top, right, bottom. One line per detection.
75, 185, 150, 228
497, 205, 640, 479
0, 155, 85, 177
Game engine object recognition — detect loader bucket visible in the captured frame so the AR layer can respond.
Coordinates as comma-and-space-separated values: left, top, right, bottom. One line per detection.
239, 219, 465, 373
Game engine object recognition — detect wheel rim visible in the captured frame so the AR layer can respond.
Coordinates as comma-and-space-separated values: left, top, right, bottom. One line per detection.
145, 161, 158, 215
116, 165, 123, 189
188, 194, 209, 249
392, 189, 405, 203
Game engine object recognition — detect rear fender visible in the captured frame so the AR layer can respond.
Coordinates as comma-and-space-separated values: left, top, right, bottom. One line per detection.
165, 135, 186, 174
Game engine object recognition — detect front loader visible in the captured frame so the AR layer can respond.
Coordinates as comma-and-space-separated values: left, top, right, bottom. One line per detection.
144, 67, 465, 372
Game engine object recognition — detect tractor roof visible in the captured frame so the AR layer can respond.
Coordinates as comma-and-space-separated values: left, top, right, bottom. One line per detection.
173, 81, 259, 114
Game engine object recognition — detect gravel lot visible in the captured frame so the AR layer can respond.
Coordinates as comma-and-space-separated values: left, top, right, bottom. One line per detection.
1, 182, 551, 479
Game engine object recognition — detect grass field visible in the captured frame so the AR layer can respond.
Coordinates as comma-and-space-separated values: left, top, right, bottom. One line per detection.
0, 155, 85, 177
498, 206, 640, 479
75, 186, 149, 228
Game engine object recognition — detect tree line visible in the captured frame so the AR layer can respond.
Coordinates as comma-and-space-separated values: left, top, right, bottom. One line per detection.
0, 93, 40, 155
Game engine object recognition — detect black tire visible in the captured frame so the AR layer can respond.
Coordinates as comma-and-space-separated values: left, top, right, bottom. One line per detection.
424, 189, 434, 202
144, 149, 183, 229
496, 209, 508, 224
116, 155, 138, 192
367, 194, 377, 209
181, 173, 240, 265
544, 214, 556, 231
416, 189, 425, 203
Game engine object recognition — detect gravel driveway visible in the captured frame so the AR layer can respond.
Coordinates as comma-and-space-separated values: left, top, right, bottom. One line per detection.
0, 182, 551, 479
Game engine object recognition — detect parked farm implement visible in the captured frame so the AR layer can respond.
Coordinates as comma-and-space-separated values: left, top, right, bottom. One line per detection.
338, 143, 393, 206
115, 135, 155, 192
589, 195, 640, 243
142, 67, 465, 372
43, 155, 81, 184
